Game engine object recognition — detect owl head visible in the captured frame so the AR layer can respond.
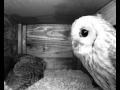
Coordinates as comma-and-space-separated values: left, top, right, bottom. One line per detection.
71, 14, 115, 55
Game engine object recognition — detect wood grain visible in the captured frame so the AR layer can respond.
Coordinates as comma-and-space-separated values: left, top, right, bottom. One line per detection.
26, 24, 75, 69
96, 0, 116, 25
18, 24, 22, 54
22, 25, 27, 54
44, 57, 77, 69
27, 24, 72, 58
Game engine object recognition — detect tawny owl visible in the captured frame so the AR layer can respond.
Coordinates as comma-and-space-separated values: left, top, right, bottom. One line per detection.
5, 54, 46, 90
71, 15, 116, 90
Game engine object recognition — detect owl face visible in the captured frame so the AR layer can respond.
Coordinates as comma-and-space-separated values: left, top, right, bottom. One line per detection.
71, 16, 99, 55
71, 15, 116, 56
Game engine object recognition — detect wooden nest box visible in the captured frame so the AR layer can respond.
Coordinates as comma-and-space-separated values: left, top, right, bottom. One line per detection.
4, 0, 116, 70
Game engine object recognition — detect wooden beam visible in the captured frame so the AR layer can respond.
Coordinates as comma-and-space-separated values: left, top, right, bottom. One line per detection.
18, 24, 22, 54
96, 0, 116, 25
22, 25, 27, 54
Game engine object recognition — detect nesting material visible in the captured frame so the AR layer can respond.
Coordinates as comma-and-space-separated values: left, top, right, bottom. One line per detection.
26, 69, 101, 90
4, 82, 13, 90
4, 70, 101, 90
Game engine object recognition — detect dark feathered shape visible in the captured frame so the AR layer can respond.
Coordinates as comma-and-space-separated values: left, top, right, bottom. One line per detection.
5, 54, 46, 90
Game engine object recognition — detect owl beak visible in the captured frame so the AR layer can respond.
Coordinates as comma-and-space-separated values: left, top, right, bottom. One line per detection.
72, 40, 80, 49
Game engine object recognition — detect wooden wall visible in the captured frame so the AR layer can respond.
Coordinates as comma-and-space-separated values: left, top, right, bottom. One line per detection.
26, 24, 78, 70
18, 24, 27, 54
18, 0, 116, 70
4, 14, 18, 79
4, 15, 18, 57
96, 0, 116, 25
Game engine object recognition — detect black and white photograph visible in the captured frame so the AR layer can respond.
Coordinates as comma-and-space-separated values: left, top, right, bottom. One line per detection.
4, 0, 116, 90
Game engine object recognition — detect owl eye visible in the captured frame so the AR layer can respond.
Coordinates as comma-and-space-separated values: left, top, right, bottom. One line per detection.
79, 29, 88, 37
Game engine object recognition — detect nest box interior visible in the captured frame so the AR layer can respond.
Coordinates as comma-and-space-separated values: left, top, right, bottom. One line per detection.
4, 0, 116, 88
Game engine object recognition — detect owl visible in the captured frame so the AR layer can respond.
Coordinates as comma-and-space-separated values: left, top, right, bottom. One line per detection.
5, 54, 46, 90
71, 15, 116, 90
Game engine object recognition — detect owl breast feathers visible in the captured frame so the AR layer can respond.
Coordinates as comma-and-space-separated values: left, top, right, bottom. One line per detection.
71, 15, 116, 90
5, 54, 46, 90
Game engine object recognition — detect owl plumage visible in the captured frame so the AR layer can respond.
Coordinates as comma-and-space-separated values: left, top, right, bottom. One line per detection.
5, 54, 46, 90
71, 15, 116, 90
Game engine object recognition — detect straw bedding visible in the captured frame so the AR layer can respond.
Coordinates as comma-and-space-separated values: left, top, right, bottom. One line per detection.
4, 69, 102, 90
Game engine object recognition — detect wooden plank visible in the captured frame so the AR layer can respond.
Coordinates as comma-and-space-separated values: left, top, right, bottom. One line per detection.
44, 57, 77, 69
26, 24, 72, 58
18, 24, 22, 54
96, 0, 116, 25
26, 24, 77, 69
22, 25, 27, 54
